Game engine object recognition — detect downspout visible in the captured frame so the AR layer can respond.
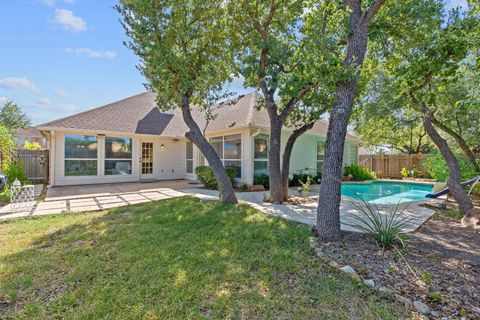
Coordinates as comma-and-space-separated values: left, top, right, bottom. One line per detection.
48, 130, 55, 188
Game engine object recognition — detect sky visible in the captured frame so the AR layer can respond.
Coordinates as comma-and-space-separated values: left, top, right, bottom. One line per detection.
0, 0, 468, 125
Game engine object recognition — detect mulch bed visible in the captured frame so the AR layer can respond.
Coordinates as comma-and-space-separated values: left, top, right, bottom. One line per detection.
317, 213, 480, 319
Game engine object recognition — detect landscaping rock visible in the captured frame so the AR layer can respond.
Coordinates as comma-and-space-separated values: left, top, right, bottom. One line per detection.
430, 310, 441, 317
461, 208, 480, 230
328, 260, 341, 269
395, 294, 412, 306
414, 300, 431, 315
378, 286, 393, 294
339, 265, 360, 280
248, 185, 265, 192
363, 279, 375, 287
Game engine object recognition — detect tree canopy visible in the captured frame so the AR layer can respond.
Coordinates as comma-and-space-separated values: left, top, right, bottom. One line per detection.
0, 100, 30, 132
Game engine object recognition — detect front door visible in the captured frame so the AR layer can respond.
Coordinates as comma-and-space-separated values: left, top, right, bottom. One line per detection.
140, 141, 155, 180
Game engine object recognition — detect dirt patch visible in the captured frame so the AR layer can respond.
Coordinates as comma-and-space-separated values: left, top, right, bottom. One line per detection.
317, 214, 480, 319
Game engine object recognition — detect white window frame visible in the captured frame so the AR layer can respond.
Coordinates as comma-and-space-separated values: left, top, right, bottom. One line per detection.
104, 136, 133, 176
253, 134, 269, 176
64, 134, 98, 177
317, 141, 325, 174
209, 134, 242, 178
186, 140, 194, 174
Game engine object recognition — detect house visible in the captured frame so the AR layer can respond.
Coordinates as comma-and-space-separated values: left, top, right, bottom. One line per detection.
14, 126, 47, 148
37, 91, 360, 187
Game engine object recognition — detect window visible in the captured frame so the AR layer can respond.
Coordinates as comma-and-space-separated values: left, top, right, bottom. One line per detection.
64, 134, 98, 176
317, 141, 325, 174
186, 140, 194, 174
254, 134, 269, 176
209, 134, 242, 178
105, 137, 132, 175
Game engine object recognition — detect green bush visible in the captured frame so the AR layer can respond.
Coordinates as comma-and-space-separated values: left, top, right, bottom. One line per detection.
344, 163, 376, 181
195, 165, 236, 190
5, 160, 28, 185
253, 174, 269, 189
289, 173, 314, 187
423, 151, 478, 182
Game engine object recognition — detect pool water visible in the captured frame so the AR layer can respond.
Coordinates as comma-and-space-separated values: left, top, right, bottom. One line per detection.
341, 181, 433, 204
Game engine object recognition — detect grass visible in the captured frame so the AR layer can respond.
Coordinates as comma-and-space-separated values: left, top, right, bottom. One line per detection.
438, 208, 464, 220
0, 197, 406, 319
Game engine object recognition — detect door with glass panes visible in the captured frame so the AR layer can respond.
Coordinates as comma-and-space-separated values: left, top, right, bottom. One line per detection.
140, 141, 154, 179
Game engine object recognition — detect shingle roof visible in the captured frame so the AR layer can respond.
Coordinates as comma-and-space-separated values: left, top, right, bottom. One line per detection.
15, 126, 44, 138
38, 91, 359, 141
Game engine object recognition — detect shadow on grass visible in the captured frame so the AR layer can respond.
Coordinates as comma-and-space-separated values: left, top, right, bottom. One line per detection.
0, 197, 405, 319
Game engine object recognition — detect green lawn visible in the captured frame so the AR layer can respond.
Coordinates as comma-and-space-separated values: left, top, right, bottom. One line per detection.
0, 197, 406, 319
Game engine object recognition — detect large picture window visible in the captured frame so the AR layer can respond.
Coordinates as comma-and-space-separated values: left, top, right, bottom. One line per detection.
186, 140, 193, 174
317, 141, 325, 174
64, 134, 98, 176
209, 134, 242, 178
105, 137, 132, 175
254, 134, 269, 176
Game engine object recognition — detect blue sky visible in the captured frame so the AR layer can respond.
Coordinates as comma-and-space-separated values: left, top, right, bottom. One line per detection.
0, 0, 467, 125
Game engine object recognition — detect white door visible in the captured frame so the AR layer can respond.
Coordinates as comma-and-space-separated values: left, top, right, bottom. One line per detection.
140, 141, 155, 180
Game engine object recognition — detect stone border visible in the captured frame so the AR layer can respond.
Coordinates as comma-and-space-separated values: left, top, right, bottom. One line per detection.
308, 234, 436, 317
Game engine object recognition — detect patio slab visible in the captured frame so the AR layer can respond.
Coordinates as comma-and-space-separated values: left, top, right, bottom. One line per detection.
181, 188, 437, 233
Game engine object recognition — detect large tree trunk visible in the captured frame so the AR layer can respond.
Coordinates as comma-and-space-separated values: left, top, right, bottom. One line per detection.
268, 118, 284, 203
422, 109, 473, 213
281, 123, 315, 201
431, 117, 480, 173
180, 95, 237, 204
316, 2, 372, 242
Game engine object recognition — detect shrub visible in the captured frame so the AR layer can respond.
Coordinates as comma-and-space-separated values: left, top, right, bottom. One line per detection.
289, 173, 314, 187
345, 200, 409, 250
23, 141, 42, 150
401, 167, 421, 178
0, 124, 16, 170
239, 183, 249, 192
423, 151, 478, 182
5, 160, 28, 185
253, 174, 269, 189
298, 176, 313, 198
194, 166, 236, 190
344, 163, 376, 181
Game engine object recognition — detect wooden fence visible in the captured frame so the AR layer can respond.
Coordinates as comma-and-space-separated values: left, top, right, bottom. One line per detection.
359, 154, 429, 179
0, 149, 49, 184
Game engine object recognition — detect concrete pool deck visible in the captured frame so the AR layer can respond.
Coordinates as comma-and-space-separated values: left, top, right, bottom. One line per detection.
0, 182, 438, 233
181, 188, 438, 233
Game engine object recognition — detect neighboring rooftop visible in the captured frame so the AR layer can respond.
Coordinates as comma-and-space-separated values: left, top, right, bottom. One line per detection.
38, 91, 359, 141
15, 126, 44, 138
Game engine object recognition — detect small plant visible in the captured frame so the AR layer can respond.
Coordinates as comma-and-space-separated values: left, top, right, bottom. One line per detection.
346, 200, 410, 250
344, 163, 376, 181
298, 176, 313, 198
253, 174, 269, 189
5, 160, 28, 185
262, 193, 269, 202
239, 183, 249, 192
195, 166, 236, 190
420, 270, 432, 284
401, 167, 421, 179
428, 291, 443, 302
439, 209, 464, 220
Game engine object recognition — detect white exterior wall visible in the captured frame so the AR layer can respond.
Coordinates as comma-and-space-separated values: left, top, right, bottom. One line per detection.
48, 127, 359, 187
51, 129, 186, 186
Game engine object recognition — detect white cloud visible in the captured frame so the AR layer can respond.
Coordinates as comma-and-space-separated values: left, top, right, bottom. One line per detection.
66, 48, 117, 59
54, 89, 71, 98
0, 77, 40, 93
61, 104, 79, 112
54, 9, 86, 32
36, 97, 53, 107
446, 0, 468, 10
42, 0, 75, 7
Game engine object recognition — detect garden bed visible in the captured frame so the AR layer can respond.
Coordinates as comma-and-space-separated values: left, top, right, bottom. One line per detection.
316, 211, 480, 318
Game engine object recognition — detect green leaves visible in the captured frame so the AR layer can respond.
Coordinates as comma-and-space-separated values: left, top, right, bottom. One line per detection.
117, 0, 234, 109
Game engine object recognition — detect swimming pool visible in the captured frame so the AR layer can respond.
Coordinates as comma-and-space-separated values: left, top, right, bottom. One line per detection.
341, 181, 433, 204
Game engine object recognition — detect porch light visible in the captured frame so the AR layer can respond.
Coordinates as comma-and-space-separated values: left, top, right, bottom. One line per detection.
161, 144, 165, 149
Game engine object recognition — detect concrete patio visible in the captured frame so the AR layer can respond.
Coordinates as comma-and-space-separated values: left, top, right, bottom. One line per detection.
181, 188, 437, 233
0, 181, 437, 233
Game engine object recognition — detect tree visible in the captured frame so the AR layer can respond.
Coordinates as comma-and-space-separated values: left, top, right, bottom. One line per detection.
0, 100, 30, 132
117, 0, 238, 203
365, 6, 477, 214
229, 0, 343, 202
0, 124, 16, 170
353, 72, 432, 154
316, 0, 386, 241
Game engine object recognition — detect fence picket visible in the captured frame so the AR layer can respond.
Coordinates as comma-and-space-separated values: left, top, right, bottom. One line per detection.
359, 154, 429, 179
